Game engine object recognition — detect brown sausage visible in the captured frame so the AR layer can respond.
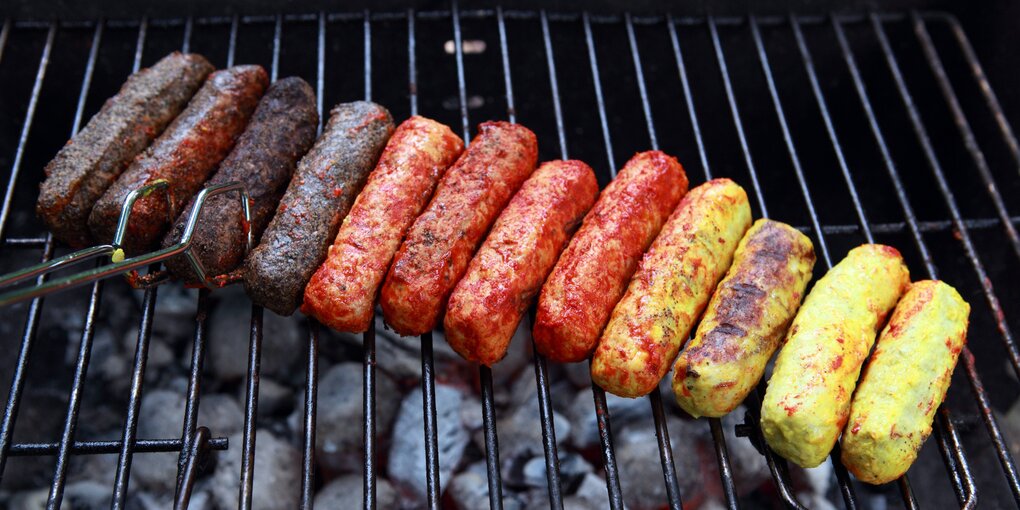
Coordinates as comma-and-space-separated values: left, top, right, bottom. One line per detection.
532, 151, 688, 363
243, 101, 394, 316
444, 160, 599, 365
37, 52, 213, 248
88, 65, 268, 255
301, 116, 463, 332
379, 121, 538, 337
162, 77, 318, 283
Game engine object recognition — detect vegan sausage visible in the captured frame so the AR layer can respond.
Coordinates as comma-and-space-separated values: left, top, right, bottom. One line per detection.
37, 52, 214, 248
88, 65, 268, 255
444, 159, 598, 365
301, 115, 463, 332
841, 280, 969, 484
379, 121, 537, 337
162, 77, 318, 283
760, 244, 910, 468
243, 101, 394, 316
591, 178, 751, 398
532, 151, 688, 363
672, 218, 815, 418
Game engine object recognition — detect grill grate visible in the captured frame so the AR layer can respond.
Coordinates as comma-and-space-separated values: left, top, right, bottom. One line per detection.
0, 6, 1017, 510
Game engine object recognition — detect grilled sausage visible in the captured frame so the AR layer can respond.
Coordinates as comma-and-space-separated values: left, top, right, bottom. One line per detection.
379, 121, 537, 336
760, 244, 910, 468
244, 101, 393, 316
533, 151, 688, 363
445, 160, 599, 365
37, 52, 214, 248
301, 116, 463, 332
88, 65, 268, 255
591, 178, 751, 398
162, 77, 318, 283
841, 280, 969, 484
672, 219, 814, 417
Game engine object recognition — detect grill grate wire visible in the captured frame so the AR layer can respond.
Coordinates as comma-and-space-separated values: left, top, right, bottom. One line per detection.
0, 7, 1015, 510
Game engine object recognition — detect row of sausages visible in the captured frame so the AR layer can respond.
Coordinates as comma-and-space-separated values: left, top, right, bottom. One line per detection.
36, 51, 969, 487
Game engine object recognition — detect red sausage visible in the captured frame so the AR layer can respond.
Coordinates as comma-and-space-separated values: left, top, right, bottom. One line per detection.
301, 116, 464, 333
444, 160, 599, 365
379, 121, 538, 337
532, 151, 688, 363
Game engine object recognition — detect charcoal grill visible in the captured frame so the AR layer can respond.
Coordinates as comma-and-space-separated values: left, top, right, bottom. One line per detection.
0, 3, 1017, 509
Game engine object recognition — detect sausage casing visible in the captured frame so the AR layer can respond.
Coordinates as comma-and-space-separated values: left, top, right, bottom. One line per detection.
37, 52, 214, 248
162, 77, 319, 283
301, 116, 464, 332
444, 160, 599, 365
760, 244, 910, 468
841, 280, 968, 484
88, 65, 268, 255
672, 218, 814, 417
243, 101, 394, 316
591, 178, 751, 398
379, 121, 538, 336
533, 151, 688, 363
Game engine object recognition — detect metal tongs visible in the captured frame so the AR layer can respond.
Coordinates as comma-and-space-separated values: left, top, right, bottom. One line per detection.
0, 180, 253, 307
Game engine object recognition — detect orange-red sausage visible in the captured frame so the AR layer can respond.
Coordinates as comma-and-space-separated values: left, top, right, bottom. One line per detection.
591, 179, 752, 397
532, 151, 688, 363
445, 160, 599, 365
379, 121, 537, 336
301, 116, 463, 332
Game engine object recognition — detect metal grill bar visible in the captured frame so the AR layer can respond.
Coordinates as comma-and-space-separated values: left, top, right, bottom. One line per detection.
746, 15, 860, 507
302, 321, 320, 510
788, 15, 927, 509
707, 18, 769, 218
911, 13, 1020, 261
238, 304, 263, 510
362, 323, 376, 509
7, 436, 227, 455
175, 289, 212, 500
111, 265, 159, 510
870, 15, 1020, 383
623, 13, 684, 510
867, 15, 1020, 503
0, 19, 59, 487
664, 16, 740, 508
0, 23, 54, 243
420, 331, 441, 508
937, 13, 1020, 180
582, 13, 617, 177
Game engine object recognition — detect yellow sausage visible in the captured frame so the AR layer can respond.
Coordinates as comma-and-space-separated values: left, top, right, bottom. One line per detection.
672, 219, 815, 418
760, 244, 909, 468
591, 178, 751, 398
841, 280, 969, 484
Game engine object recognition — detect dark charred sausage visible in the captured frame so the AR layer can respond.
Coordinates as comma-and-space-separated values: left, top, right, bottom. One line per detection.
243, 101, 394, 316
379, 121, 538, 337
301, 116, 463, 332
532, 151, 688, 363
444, 159, 598, 366
161, 77, 318, 283
760, 244, 910, 468
672, 218, 815, 417
88, 65, 268, 255
37, 52, 214, 248
591, 178, 751, 398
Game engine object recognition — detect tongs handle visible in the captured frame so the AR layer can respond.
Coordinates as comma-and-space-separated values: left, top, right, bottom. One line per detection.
0, 180, 252, 307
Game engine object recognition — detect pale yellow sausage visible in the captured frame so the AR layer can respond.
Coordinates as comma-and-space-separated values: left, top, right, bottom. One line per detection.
760, 244, 910, 468
591, 179, 751, 398
672, 219, 815, 418
841, 280, 969, 484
